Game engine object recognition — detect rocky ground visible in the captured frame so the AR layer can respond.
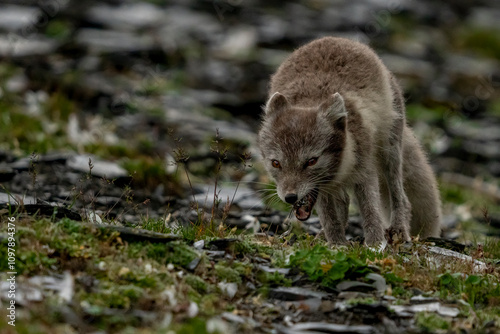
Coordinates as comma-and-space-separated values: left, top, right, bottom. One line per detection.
0, 0, 500, 333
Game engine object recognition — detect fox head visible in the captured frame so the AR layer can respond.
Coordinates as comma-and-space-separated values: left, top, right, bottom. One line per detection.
257, 92, 347, 220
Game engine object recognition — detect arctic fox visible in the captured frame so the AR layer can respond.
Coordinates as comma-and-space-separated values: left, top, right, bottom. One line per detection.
258, 37, 441, 245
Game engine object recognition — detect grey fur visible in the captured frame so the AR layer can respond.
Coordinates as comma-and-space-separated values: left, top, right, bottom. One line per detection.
257, 37, 442, 246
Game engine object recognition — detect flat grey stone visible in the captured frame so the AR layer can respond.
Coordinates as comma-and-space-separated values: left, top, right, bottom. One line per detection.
281, 322, 376, 334
427, 246, 487, 272
467, 7, 500, 30
193, 185, 263, 210
86, 3, 165, 31
0, 34, 58, 57
76, 29, 155, 53
445, 53, 499, 79
391, 302, 460, 318
157, 6, 222, 51
0, 192, 36, 205
256, 265, 290, 275
336, 280, 376, 293
380, 53, 435, 83
67, 155, 128, 179
269, 286, 329, 301
0, 5, 41, 32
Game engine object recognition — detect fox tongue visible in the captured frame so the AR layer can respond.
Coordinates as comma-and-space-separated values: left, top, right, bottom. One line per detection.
295, 205, 311, 221
294, 195, 313, 221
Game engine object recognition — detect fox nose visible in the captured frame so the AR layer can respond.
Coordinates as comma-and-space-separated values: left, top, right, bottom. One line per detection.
284, 193, 298, 204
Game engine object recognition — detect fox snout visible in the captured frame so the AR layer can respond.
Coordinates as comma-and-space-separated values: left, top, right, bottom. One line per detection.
277, 183, 319, 221
276, 182, 301, 204
284, 193, 298, 204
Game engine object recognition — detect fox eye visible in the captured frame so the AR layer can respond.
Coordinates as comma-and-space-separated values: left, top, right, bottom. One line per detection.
271, 160, 281, 168
305, 157, 318, 167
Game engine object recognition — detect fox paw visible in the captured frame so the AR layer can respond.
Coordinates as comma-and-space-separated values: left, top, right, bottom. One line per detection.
364, 230, 386, 247
386, 225, 410, 244
325, 234, 348, 246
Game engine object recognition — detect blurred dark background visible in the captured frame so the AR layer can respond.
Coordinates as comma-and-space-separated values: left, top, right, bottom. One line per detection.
0, 0, 499, 224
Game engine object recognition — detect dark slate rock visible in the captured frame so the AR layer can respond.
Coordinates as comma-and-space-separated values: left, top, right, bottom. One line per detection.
0, 203, 81, 220
277, 322, 376, 334
99, 225, 181, 243
336, 280, 377, 293
0, 166, 15, 182
207, 238, 239, 251
269, 286, 329, 301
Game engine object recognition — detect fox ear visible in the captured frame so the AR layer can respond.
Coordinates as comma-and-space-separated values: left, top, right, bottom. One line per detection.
319, 93, 347, 130
265, 92, 290, 115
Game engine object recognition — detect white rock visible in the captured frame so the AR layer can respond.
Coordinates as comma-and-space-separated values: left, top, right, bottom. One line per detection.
206, 318, 230, 334
218, 282, 238, 299
187, 302, 199, 318
87, 211, 103, 224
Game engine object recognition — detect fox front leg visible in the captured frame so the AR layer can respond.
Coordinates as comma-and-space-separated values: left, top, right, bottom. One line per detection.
354, 175, 386, 246
316, 190, 349, 245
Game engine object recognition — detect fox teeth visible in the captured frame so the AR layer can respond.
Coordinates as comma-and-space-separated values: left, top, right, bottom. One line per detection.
294, 198, 309, 209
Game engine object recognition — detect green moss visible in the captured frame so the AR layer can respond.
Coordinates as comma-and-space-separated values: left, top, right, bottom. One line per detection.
45, 91, 76, 122
438, 271, 500, 307
483, 236, 500, 259
488, 99, 500, 118
141, 218, 173, 234
186, 274, 209, 294
415, 312, 450, 332
84, 143, 135, 159
0, 110, 46, 153
234, 238, 257, 255
203, 107, 233, 121
44, 20, 73, 40
256, 270, 292, 287
0, 74, 79, 155
17, 250, 58, 274
82, 283, 144, 310
2, 204, 500, 332
439, 182, 497, 213
128, 241, 198, 268
123, 157, 180, 190
0, 218, 102, 274
120, 270, 160, 289
346, 297, 377, 306
173, 318, 211, 334
459, 28, 500, 59
406, 104, 446, 124
40, 219, 99, 258
199, 293, 224, 316
215, 263, 242, 283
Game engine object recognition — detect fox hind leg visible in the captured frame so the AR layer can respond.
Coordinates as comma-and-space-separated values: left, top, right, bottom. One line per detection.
382, 76, 411, 241
381, 118, 412, 242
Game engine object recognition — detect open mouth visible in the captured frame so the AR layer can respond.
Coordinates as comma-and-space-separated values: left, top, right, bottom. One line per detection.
293, 189, 319, 221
